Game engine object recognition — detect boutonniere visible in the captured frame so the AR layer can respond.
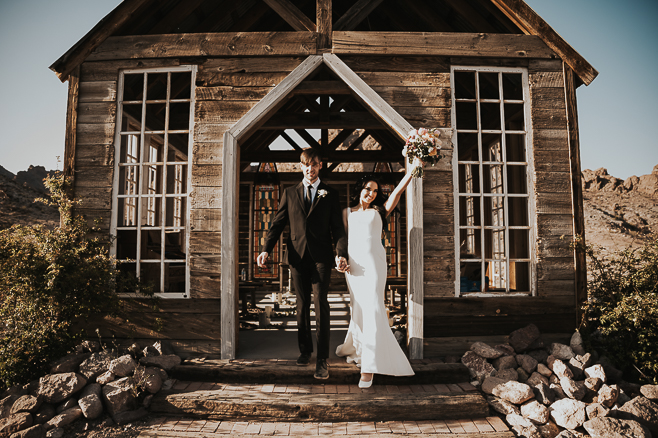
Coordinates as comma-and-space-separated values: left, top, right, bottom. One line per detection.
317, 189, 328, 199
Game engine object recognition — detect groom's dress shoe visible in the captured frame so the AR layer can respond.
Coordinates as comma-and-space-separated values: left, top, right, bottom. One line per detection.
314, 359, 329, 379
297, 353, 311, 366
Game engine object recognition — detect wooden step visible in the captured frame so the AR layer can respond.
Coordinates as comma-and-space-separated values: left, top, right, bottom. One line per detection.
170, 358, 470, 385
150, 381, 491, 423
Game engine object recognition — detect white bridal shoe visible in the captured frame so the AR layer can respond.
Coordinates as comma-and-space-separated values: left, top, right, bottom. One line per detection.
358, 375, 373, 388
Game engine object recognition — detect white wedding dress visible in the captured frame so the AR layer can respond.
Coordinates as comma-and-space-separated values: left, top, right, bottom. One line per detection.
336, 208, 414, 376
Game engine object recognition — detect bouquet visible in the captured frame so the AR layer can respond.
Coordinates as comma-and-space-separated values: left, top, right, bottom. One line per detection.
403, 128, 443, 178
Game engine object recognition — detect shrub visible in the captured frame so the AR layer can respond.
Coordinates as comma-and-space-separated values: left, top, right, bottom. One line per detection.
578, 236, 658, 384
0, 174, 147, 389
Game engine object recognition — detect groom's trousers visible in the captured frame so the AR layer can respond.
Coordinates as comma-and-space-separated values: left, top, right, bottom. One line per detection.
290, 252, 332, 360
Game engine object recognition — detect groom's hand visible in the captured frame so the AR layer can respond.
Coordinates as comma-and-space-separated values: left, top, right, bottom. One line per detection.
257, 252, 269, 268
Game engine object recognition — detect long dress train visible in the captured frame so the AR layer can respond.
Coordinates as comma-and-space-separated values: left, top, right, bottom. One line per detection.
336, 209, 414, 376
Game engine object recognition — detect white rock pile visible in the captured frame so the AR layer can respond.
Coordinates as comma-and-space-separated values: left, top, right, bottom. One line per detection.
461, 324, 658, 438
0, 340, 181, 438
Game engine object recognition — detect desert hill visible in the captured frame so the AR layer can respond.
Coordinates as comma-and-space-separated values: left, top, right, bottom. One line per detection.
0, 165, 59, 230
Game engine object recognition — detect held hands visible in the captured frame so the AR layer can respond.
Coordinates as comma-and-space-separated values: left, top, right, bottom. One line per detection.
335, 256, 350, 273
256, 251, 269, 268
409, 156, 426, 172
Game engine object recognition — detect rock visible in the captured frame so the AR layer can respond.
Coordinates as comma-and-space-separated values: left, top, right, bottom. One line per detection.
550, 383, 567, 400
527, 350, 549, 365
112, 408, 148, 426
598, 384, 620, 408
142, 395, 154, 409
482, 377, 507, 395
641, 385, 658, 400
1, 395, 19, 418
140, 367, 162, 394
78, 351, 114, 381
547, 357, 573, 379
585, 364, 607, 383
102, 378, 137, 416
512, 424, 542, 438
492, 381, 535, 405
597, 357, 624, 383
509, 324, 542, 353
141, 346, 159, 357
537, 421, 561, 438
586, 403, 610, 420
527, 372, 549, 387
9, 423, 46, 438
0, 413, 33, 437
549, 399, 587, 430
533, 382, 555, 406
10, 395, 42, 415
45, 428, 63, 438
461, 351, 495, 382
109, 355, 138, 378
496, 368, 519, 382
585, 377, 603, 392
619, 381, 642, 398
516, 355, 539, 375
617, 388, 632, 406
555, 431, 584, 438
127, 343, 142, 358
153, 340, 175, 356
48, 354, 90, 374
493, 355, 518, 371
583, 417, 651, 438
79, 384, 101, 400
568, 354, 593, 380
470, 342, 504, 359
138, 355, 181, 371
560, 377, 586, 400
507, 413, 535, 428
495, 344, 516, 356
517, 367, 530, 383
44, 407, 82, 430
96, 371, 115, 385
617, 396, 658, 435
487, 395, 520, 415
55, 399, 76, 414
570, 332, 585, 356
537, 363, 552, 378
548, 343, 575, 361
32, 404, 55, 425
77, 393, 102, 420
38, 374, 86, 404
521, 400, 550, 425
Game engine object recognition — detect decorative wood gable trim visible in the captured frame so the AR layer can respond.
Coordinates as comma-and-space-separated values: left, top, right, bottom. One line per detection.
489, 0, 598, 85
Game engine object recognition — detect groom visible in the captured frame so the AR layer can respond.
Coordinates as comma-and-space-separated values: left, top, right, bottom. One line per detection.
257, 148, 348, 379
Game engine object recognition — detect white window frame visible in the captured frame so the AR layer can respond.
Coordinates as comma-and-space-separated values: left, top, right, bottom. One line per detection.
451, 66, 537, 297
110, 66, 197, 299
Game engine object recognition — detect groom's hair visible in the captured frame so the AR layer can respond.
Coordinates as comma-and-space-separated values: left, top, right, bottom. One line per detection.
300, 148, 321, 165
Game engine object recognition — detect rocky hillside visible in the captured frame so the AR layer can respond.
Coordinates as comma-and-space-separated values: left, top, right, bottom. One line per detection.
0, 165, 59, 230
582, 165, 658, 257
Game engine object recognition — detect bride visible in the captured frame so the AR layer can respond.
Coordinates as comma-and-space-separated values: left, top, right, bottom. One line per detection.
336, 160, 423, 387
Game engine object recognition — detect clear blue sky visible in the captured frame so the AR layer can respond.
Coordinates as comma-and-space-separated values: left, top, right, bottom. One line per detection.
1, 0, 656, 179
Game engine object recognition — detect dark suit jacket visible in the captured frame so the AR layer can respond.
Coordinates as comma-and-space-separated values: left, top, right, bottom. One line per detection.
261, 181, 348, 266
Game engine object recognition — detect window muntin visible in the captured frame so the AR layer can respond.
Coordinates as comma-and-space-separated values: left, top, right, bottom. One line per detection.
452, 67, 534, 296
111, 67, 196, 298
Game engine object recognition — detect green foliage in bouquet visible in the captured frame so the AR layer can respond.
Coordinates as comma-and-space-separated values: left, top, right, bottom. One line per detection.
577, 236, 658, 384
0, 174, 148, 389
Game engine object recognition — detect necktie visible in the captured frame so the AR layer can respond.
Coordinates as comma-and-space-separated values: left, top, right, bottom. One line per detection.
305, 185, 313, 210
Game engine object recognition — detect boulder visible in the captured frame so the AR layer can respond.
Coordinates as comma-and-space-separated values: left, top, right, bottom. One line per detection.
9, 423, 46, 438
555, 431, 584, 438
506, 413, 535, 429
96, 371, 115, 385
548, 343, 575, 361
547, 357, 573, 379
516, 355, 539, 375
46, 427, 64, 437
517, 368, 529, 383
495, 344, 516, 356
78, 351, 113, 381
586, 403, 610, 420
496, 368, 519, 382
492, 381, 535, 405
37, 374, 86, 404
78, 394, 103, 420
141, 368, 163, 394
102, 378, 137, 416
32, 404, 55, 425
79, 383, 101, 400
527, 349, 549, 364
0, 413, 32, 437
585, 377, 603, 393
10, 396, 42, 415
509, 324, 541, 353
138, 354, 181, 371
109, 355, 137, 378
487, 395, 521, 416
44, 407, 82, 430
471, 342, 504, 359
527, 372, 549, 387
55, 399, 76, 415
537, 363, 552, 378
641, 385, 658, 400
549, 399, 587, 430
537, 421, 561, 438
584, 364, 607, 383
521, 400, 550, 425
1, 396, 19, 418
560, 377, 586, 401
617, 396, 658, 435
482, 377, 507, 395
48, 353, 89, 374
533, 382, 555, 406
583, 417, 651, 438
493, 355, 518, 371
461, 351, 495, 382
598, 384, 619, 408
570, 332, 585, 356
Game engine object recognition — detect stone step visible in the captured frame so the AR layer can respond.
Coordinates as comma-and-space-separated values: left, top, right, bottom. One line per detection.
170, 358, 470, 385
149, 381, 491, 423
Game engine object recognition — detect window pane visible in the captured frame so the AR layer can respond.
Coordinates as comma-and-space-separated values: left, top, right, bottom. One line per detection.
142, 230, 162, 259
165, 261, 186, 292
505, 103, 525, 130
169, 134, 189, 158
119, 197, 138, 226
120, 135, 141, 163
508, 197, 529, 227
123, 74, 144, 101
457, 133, 479, 161
145, 103, 166, 131
166, 164, 187, 194
509, 229, 530, 259
163, 231, 186, 259
171, 72, 192, 99
479, 72, 499, 100
482, 165, 505, 193
169, 103, 191, 131
122, 104, 142, 129
146, 73, 168, 101
458, 164, 480, 193
460, 260, 484, 292
506, 134, 526, 162
507, 165, 527, 194
456, 102, 477, 130
483, 196, 505, 227
459, 196, 481, 226
140, 262, 161, 291
141, 196, 162, 227
481, 103, 501, 130
510, 261, 530, 291
459, 228, 481, 258
483, 135, 503, 162
503, 73, 523, 100
117, 263, 137, 293
116, 230, 137, 259
454, 71, 476, 99
166, 197, 186, 227
118, 166, 139, 196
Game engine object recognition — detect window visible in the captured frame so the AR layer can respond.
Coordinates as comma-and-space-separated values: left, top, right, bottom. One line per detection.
451, 67, 535, 295
111, 67, 196, 298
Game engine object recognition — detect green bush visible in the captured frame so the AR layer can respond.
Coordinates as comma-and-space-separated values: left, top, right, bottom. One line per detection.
579, 236, 658, 384
0, 174, 146, 389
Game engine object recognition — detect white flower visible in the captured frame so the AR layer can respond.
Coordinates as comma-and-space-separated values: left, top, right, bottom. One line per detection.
317, 189, 328, 198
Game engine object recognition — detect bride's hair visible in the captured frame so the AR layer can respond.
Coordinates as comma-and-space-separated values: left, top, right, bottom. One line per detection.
349, 175, 388, 229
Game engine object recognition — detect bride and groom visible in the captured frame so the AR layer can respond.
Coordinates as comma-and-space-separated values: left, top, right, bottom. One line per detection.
256, 148, 417, 386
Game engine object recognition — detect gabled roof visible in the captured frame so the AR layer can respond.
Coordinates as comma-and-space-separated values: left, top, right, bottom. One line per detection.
50, 0, 597, 86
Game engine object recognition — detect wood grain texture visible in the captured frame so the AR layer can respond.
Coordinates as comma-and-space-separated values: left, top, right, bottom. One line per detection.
64, 66, 80, 179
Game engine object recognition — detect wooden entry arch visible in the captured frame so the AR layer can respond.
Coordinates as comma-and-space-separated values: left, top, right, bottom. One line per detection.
221, 54, 424, 359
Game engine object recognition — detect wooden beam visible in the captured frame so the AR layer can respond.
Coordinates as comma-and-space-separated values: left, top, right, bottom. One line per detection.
87, 32, 318, 61
489, 0, 598, 85
333, 0, 383, 31
63, 66, 80, 180
241, 150, 401, 162
442, 0, 498, 33
316, 0, 332, 49
332, 31, 554, 58
261, 112, 382, 129
563, 65, 587, 327
295, 129, 321, 149
147, 0, 207, 34
49, 0, 152, 82
292, 81, 351, 94
280, 131, 303, 151
264, 0, 316, 31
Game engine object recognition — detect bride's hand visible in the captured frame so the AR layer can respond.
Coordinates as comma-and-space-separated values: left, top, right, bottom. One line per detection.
409, 156, 425, 172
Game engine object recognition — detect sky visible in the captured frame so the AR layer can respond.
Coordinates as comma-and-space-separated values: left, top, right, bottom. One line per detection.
0, 0, 656, 180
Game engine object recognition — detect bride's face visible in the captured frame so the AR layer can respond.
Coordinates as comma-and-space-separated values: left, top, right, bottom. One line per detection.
360, 181, 378, 205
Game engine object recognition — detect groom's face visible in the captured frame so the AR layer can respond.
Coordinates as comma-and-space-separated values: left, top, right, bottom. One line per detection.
300, 158, 322, 183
